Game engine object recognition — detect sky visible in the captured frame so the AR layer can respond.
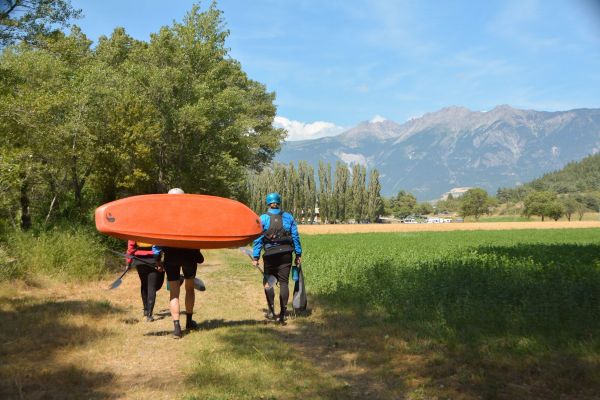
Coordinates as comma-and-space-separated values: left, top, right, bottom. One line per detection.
70, 0, 600, 140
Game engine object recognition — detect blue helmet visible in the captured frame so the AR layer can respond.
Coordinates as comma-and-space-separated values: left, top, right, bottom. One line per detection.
265, 192, 281, 205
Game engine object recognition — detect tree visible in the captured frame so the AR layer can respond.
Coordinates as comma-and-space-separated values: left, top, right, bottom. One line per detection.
393, 190, 417, 219
415, 202, 434, 215
561, 196, 579, 221
317, 160, 331, 223
523, 191, 557, 221
460, 188, 490, 220
0, 0, 81, 46
547, 201, 564, 221
366, 169, 383, 222
0, 3, 285, 228
349, 164, 366, 221
333, 161, 349, 222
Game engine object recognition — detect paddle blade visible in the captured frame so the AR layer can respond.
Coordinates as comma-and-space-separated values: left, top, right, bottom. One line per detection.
239, 247, 253, 259
194, 277, 206, 291
108, 278, 122, 290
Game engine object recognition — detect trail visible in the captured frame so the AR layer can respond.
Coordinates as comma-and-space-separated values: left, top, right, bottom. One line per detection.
0, 250, 390, 399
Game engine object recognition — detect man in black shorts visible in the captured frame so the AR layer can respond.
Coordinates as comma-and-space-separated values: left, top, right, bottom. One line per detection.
252, 192, 303, 324
160, 188, 204, 338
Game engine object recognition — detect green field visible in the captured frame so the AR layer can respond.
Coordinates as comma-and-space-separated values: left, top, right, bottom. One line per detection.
304, 229, 600, 336
297, 229, 600, 398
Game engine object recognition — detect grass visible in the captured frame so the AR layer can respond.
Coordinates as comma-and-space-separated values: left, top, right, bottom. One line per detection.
299, 228, 600, 399
1, 227, 117, 282
2, 229, 600, 399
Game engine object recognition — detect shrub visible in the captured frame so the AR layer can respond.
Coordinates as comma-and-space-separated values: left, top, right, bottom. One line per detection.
4, 227, 109, 281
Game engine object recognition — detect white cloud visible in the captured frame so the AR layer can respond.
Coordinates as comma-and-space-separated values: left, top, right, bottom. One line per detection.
370, 115, 386, 123
274, 116, 345, 141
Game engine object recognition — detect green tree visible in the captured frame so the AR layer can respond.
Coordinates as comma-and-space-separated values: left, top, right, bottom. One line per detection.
141, 4, 285, 196
393, 190, 417, 219
0, 0, 81, 46
366, 169, 383, 222
317, 160, 331, 223
523, 191, 557, 221
415, 202, 434, 215
561, 196, 579, 221
333, 161, 349, 222
0, 3, 285, 228
460, 188, 490, 220
547, 201, 564, 221
349, 164, 366, 221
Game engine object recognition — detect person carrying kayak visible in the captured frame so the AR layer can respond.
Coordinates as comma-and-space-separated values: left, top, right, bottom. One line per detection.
126, 240, 165, 322
156, 187, 205, 338
252, 192, 302, 324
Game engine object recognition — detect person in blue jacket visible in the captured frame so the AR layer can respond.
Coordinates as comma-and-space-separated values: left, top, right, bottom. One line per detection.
253, 192, 302, 324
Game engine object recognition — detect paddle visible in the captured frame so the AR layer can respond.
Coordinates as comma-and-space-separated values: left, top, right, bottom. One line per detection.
108, 265, 131, 290
238, 247, 265, 274
107, 249, 206, 291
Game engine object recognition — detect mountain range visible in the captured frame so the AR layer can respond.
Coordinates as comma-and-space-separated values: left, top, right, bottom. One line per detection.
275, 105, 600, 200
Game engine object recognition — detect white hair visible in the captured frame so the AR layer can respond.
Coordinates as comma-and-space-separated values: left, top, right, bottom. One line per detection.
168, 188, 185, 194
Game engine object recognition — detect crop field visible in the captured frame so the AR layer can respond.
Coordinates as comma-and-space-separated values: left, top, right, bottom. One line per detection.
298, 220, 600, 235
298, 228, 600, 398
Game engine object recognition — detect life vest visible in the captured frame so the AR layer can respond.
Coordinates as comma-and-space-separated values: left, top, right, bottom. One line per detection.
263, 212, 293, 256
136, 241, 153, 249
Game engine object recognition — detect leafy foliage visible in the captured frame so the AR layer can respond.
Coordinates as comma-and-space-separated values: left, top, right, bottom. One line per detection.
0, 0, 81, 46
0, 3, 283, 229
460, 188, 491, 220
246, 161, 383, 223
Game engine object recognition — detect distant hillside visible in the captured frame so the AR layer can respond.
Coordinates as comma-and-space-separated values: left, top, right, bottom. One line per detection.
276, 105, 600, 199
525, 153, 600, 193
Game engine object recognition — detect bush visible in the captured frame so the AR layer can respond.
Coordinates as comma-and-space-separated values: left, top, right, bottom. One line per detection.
3, 227, 110, 281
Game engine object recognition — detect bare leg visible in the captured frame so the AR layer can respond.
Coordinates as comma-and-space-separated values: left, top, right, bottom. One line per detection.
184, 278, 195, 314
169, 280, 181, 321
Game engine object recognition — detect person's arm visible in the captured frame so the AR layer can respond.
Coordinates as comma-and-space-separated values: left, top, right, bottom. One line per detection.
252, 214, 268, 264
289, 214, 302, 264
126, 240, 136, 265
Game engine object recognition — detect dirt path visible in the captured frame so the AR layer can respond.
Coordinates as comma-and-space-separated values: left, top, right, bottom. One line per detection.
299, 220, 600, 235
1, 250, 384, 399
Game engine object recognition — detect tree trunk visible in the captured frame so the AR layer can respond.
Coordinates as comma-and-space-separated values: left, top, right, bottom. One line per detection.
19, 179, 31, 230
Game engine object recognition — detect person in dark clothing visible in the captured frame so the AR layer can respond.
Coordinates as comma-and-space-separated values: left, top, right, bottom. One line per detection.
126, 240, 165, 322
252, 192, 303, 324
157, 187, 205, 338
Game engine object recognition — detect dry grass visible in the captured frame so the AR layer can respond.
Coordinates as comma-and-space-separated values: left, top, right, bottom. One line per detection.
298, 220, 600, 235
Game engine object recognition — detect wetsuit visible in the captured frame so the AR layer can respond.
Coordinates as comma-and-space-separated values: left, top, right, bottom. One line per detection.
127, 240, 164, 319
252, 208, 302, 321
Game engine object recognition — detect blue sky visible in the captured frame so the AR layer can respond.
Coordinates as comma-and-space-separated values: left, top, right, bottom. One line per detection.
71, 0, 600, 140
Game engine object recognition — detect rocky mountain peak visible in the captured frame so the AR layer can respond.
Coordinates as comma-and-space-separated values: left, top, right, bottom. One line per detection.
277, 106, 600, 199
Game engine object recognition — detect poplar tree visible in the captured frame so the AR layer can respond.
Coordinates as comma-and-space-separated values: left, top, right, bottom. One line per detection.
317, 160, 331, 223
366, 169, 383, 222
333, 161, 349, 222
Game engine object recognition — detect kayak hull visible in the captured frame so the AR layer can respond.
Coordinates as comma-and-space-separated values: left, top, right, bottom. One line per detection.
95, 194, 262, 249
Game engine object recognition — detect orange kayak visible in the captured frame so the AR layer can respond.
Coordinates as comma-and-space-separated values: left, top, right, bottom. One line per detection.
95, 194, 262, 249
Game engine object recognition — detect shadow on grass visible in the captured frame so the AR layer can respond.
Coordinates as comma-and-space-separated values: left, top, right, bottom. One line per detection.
144, 319, 267, 337
0, 297, 123, 399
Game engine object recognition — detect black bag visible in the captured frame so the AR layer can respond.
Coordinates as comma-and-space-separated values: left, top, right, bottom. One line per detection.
292, 266, 308, 311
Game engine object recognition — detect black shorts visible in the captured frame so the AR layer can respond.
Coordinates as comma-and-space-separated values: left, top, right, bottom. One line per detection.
163, 248, 202, 282
263, 252, 293, 284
